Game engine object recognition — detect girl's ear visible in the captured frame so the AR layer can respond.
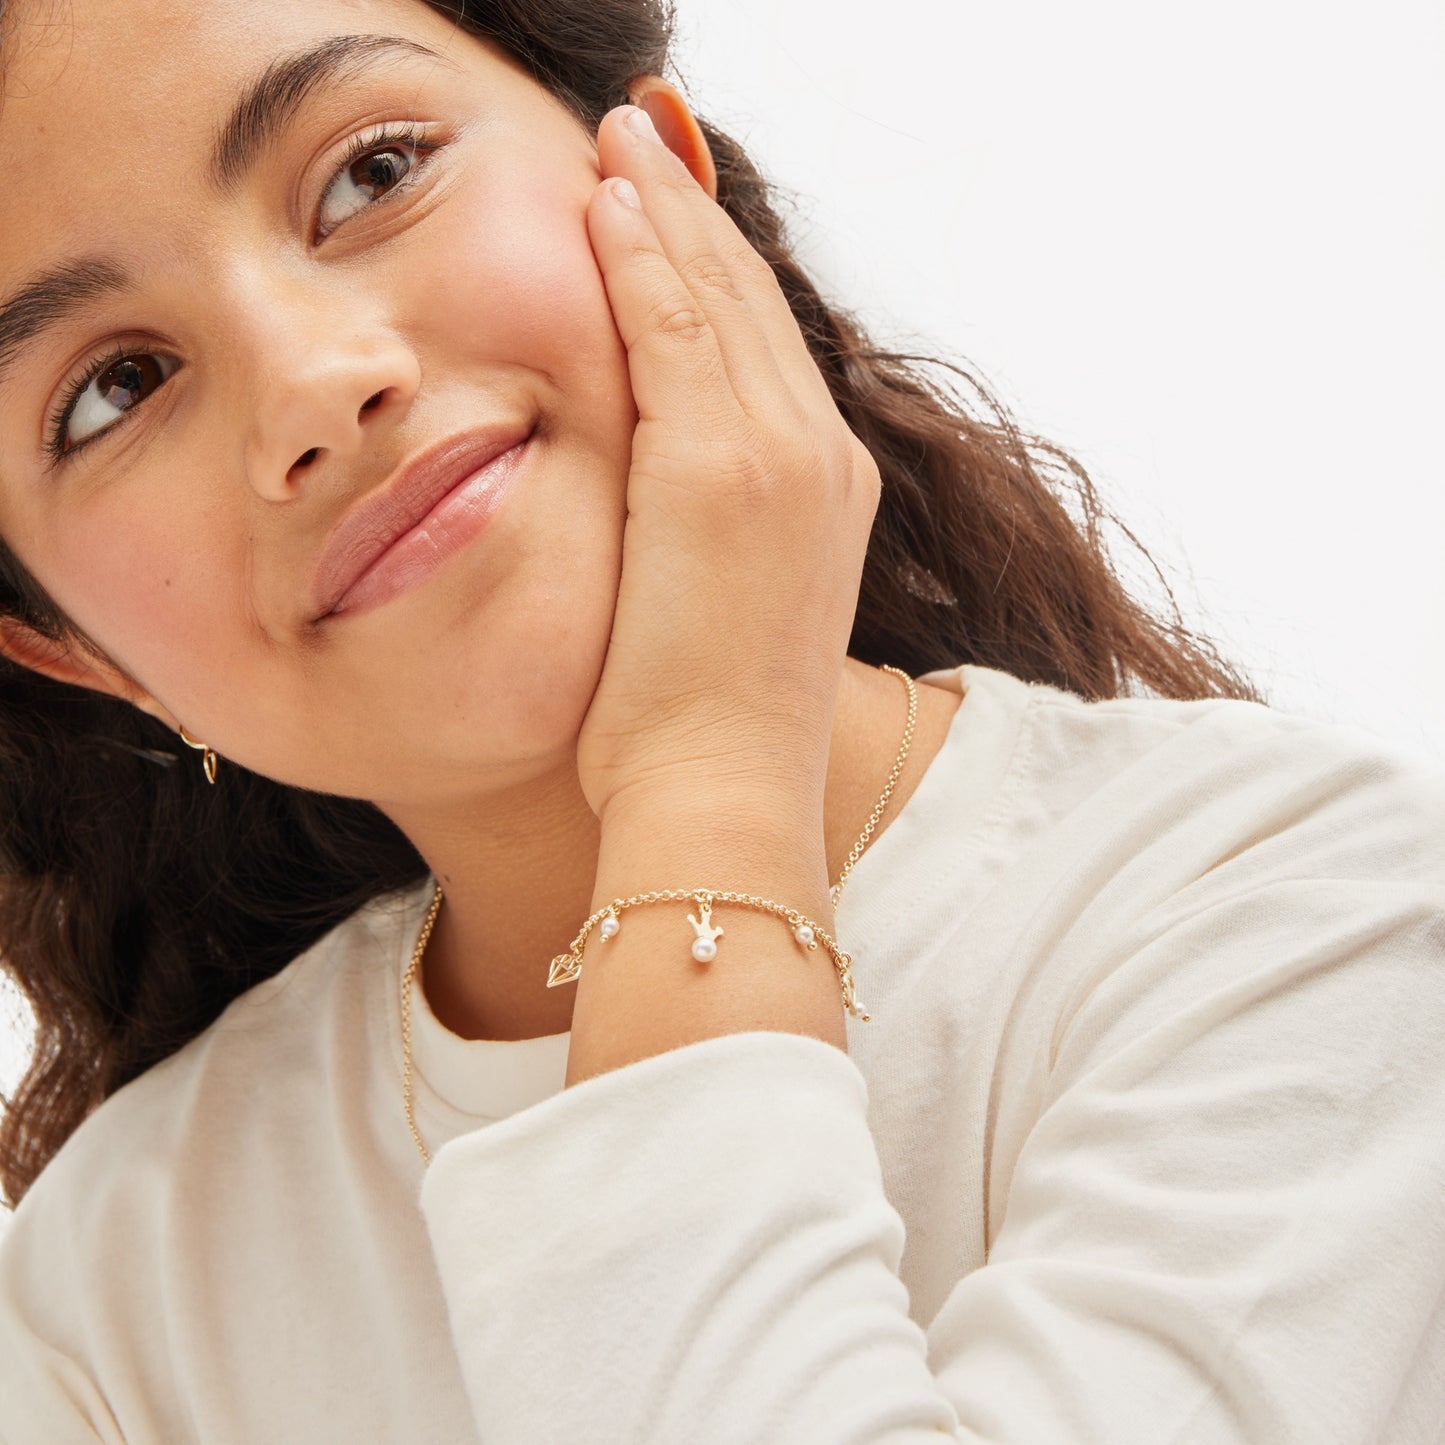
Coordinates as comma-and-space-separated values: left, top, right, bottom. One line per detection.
0, 618, 178, 729
625, 76, 719, 202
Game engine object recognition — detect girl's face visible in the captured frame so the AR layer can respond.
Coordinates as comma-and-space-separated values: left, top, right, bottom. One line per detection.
0, 0, 640, 808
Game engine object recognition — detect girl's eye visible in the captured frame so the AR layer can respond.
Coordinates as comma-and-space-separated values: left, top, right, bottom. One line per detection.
52, 350, 181, 457
317, 131, 430, 236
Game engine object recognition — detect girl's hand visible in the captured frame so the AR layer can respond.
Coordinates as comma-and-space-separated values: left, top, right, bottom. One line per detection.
575, 104, 881, 823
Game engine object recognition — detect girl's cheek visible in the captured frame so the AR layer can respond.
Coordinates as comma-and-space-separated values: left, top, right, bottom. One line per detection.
409, 171, 630, 414
55, 505, 228, 692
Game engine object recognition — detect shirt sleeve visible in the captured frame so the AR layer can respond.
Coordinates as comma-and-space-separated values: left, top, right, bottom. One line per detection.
419, 880, 1445, 1443
420, 1029, 959, 1442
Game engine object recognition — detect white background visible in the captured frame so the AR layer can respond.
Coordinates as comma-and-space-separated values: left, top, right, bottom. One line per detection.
2, 0, 1442, 1176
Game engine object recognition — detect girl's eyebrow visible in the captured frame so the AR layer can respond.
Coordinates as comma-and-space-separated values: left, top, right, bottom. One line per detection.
0, 34, 460, 397
0, 259, 131, 395
209, 33, 460, 195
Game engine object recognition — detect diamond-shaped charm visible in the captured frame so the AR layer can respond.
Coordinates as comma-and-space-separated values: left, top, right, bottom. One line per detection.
547, 953, 582, 988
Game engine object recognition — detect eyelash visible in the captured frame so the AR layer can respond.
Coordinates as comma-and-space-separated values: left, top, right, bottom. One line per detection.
44, 121, 441, 465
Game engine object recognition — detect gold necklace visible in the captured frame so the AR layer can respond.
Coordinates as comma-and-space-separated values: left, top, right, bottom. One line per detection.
401, 664, 919, 1165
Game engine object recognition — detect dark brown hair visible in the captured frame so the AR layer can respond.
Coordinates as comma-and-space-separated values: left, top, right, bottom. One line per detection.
0, 0, 1264, 1208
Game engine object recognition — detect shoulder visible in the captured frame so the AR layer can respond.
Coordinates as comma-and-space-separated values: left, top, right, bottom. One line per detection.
934, 668, 1445, 1070
999, 683, 1445, 1079
0, 882, 425, 1268
962, 664, 1445, 882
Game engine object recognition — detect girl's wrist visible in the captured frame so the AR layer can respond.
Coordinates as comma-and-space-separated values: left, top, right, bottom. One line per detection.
592, 784, 832, 924
566, 788, 842, 1087
595, 760, 826, 835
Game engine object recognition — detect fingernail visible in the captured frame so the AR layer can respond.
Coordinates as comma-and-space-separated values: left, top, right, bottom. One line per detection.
611, 177, 642, 210
624, 105, 659, 142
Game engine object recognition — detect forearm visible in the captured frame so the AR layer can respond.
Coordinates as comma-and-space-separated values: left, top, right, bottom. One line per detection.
563, 787, 847, 1088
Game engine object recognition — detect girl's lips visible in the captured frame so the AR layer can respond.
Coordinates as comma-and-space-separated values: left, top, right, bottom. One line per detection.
329, 434, 532, 618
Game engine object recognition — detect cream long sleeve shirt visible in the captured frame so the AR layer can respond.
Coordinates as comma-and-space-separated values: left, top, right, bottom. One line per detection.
1, 662, 1443, 1444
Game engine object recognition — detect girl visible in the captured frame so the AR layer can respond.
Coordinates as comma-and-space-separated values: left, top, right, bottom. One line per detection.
0, 1, 1440, 1440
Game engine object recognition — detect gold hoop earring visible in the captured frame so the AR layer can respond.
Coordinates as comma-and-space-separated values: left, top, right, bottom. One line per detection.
178, 725, 219, 785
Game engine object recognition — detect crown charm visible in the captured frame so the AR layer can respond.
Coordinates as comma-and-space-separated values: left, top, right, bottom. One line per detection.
686, 894, 724, 963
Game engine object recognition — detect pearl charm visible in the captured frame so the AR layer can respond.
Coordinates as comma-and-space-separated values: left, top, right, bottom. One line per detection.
599, 915, 620, 941
690, 937, 718, 962
794, 924, 815, 947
